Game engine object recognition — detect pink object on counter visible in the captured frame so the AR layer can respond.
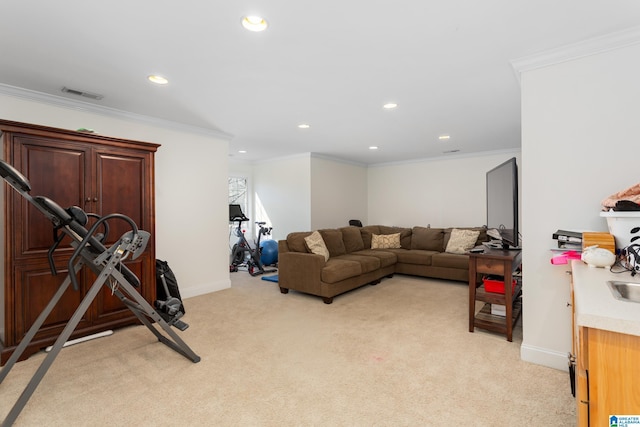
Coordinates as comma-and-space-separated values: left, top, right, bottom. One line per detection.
550, 250, 582, 265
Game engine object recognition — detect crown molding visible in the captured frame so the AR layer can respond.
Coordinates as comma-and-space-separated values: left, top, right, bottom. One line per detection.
368, 148, 521, 168
0, 83, 234, 140
250, 148, 521, 168
248, 152, 312, 166
510, 25, 640, 83
310, 152, 367, 168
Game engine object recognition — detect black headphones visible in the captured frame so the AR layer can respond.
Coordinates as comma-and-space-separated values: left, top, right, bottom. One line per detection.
621, 244, 640, 276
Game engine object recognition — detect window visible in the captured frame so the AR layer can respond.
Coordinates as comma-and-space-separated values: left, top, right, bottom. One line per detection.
228, 176, 248, 216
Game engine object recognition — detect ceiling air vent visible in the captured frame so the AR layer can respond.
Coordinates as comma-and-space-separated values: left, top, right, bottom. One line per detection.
61, 87, 104, 100
442, 149, 460, 154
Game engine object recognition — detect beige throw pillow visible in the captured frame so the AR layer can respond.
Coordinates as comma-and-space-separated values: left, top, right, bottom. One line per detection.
371, 233, 401, 249
445, 228, 480, 254
304, 231, 330, 261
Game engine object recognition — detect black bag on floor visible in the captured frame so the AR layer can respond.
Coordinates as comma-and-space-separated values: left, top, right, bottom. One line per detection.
155, 259, 185, 314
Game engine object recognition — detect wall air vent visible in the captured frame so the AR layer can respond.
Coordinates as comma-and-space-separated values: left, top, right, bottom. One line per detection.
61, 87, 104, 100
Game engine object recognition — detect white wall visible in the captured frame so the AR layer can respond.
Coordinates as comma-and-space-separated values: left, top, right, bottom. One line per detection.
368, 152, 521, 228
252, 154, 312, 240
520, 41, 640, 369
238, 154, 368, 239
0, 90, 231, 298
310, 155, 368, 229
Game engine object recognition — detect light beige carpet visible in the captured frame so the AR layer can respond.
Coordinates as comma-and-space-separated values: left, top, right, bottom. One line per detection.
1, 274, 575, 426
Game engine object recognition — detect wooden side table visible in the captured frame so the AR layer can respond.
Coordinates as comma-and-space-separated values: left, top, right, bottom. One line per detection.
468, 248, 522, 341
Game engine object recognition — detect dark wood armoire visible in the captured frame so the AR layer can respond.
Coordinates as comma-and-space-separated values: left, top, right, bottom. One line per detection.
0, 120, 159, 364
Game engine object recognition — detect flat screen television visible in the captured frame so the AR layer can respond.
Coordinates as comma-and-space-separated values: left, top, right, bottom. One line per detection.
486, 157, 519, 249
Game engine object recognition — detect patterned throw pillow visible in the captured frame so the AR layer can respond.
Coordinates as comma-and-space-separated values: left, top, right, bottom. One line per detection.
371, 233, 402, 249
445, 228, 480, 254
304, 231, 330, 261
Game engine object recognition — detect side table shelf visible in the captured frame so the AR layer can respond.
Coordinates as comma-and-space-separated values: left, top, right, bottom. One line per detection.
473, 284, 522, 337
468, 249, 522, 342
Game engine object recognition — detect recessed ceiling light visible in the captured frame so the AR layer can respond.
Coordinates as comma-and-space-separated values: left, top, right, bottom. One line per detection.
298, 124, 310, 129
383, 103, 397, 110
369, 146, 378, 150
148, 75, 169, 85
242, 16, 268, 32
238, 150, 247, 154
438, 135, 451, 141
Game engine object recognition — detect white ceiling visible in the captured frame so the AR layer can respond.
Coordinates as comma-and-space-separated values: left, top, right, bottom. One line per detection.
2, 1, 640, 165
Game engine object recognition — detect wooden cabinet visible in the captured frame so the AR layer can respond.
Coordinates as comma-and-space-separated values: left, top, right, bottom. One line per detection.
573, 326, 640, 426
568, 273, 588, 424
468, 249, 522, 341
570, 264, 640, 426
0, 120, 159, 364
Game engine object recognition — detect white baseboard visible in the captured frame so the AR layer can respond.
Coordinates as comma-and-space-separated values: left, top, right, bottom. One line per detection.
521, 343, 570, 372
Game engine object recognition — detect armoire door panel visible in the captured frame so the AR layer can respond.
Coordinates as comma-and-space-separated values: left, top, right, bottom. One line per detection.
95, 151, 147, 244
93, 258, 147, 320
16, 140, 87, 255
14, 265, 88, 343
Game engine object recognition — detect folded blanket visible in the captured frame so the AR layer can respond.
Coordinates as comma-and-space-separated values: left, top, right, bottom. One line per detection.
602, 182, 640, 210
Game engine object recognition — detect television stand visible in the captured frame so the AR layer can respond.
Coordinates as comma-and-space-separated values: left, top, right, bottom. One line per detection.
468, 248, 522, 342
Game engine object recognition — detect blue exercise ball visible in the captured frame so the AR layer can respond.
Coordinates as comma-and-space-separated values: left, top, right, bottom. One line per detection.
260, 239, 278, 265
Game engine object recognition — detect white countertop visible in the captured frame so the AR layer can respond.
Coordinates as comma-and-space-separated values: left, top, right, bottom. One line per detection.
572, 260, 640, 336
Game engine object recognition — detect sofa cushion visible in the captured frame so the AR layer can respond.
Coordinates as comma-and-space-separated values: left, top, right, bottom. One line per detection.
445, 228, 480, 254
319, 229, 347, 257
360, 225, 381, 249
339, 226, 365, 253
335, 254, 381, 273
371, 233, 401, 249
411, 227, 444, 251
321, 259, 362, 283
287, 231, 313, 253
379, 226, 412, 249
392, 248, 435, 266
352, 249, 398, 268
443, 227, 488, 249
304, 231, 330, 261
432, 252, 468, 269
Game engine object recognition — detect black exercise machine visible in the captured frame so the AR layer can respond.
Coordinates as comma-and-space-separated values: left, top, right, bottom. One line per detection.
229, 204, 277, 276
0, 159, 200, 426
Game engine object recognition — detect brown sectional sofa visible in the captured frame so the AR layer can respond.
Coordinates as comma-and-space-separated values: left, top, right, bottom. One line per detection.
277, 225, 489, 303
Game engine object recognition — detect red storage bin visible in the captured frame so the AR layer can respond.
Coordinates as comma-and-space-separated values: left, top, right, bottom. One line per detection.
482, 275, 517, 294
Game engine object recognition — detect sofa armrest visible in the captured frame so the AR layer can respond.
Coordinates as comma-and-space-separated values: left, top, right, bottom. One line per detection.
278, 251, 326, 295
278, 240, 290, 253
